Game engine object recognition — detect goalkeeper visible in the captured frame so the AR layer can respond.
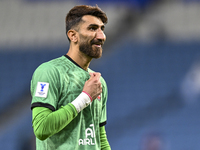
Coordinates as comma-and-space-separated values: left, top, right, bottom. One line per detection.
31, 5, 111, 150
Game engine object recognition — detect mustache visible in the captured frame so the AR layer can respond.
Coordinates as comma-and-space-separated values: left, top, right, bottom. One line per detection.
90, 39, 104, 45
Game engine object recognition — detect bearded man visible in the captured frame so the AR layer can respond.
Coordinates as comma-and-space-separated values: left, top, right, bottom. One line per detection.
30, 5, 111, 150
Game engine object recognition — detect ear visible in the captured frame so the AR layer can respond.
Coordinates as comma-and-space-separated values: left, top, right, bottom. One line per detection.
67, 29, 78, 43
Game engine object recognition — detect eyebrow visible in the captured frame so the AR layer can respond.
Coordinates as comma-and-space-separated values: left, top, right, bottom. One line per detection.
88, 24, 105, 30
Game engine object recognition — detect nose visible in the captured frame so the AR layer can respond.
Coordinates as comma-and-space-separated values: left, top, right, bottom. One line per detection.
96, 29, 106, 41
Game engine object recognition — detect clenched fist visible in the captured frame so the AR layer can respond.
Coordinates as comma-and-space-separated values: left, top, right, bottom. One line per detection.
82, 72, 102, 101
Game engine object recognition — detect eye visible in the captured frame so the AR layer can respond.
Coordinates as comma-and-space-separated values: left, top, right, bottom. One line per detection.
89, 27, 97, 31
101, 26, 105, 31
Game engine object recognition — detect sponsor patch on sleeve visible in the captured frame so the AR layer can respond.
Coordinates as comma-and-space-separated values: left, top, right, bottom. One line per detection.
35, 82, 49, 98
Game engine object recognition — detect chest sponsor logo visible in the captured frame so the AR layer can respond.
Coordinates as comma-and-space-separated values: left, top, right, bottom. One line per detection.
35, 82, 49, 98
79, 124, 96, 146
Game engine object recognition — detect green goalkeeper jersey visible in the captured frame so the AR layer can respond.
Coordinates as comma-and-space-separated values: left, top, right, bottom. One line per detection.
31, 55, 108, 150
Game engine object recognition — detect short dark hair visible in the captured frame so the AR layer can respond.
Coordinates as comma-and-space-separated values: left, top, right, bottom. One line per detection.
65, 5, 108, 41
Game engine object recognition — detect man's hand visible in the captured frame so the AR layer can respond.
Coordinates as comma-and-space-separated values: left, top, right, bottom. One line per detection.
83, 72, 102, 101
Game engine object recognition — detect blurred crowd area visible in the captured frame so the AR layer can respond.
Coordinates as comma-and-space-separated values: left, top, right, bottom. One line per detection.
1, 0, 200, 150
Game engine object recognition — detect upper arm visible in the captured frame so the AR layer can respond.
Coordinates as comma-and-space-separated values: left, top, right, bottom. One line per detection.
31, 63, 60, 110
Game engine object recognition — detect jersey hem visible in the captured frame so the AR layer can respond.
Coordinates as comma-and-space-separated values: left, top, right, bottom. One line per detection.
31, 102, 55, 111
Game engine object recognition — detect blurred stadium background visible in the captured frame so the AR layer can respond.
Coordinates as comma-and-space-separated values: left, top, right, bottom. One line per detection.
1, 0, 200, 149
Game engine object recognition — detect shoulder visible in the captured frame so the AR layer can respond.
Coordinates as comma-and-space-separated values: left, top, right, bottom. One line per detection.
34, 61, 58, 76
32, 57, 65, 82
34, 56, 71, 75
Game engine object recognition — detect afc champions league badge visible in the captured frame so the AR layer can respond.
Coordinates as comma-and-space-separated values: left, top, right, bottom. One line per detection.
38, 83, 46, 95
35, 82, 49, 98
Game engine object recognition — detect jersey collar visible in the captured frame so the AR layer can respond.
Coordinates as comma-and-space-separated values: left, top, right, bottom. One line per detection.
64, 54, 88, 72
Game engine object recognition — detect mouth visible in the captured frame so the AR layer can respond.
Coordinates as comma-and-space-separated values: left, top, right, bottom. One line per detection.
93, 44, 102, 48
91, 39, 104, 48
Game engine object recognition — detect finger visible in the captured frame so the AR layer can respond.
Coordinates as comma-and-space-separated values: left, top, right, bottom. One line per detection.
88, 73, 95, 80
93, 72, 101, 80
95, 74, 101, 83
89, 72, 94, 76
89, 72, 101, 82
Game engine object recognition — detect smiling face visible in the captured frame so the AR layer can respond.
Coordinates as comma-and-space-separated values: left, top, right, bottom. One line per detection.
77, 15, 106, 58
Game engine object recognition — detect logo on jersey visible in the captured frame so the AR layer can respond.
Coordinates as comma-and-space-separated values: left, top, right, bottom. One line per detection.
97, 95, 101, 101
35, 82, 49, 98
79, 124, 96, 146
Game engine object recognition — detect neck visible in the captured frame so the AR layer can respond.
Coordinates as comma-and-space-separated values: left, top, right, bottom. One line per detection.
66, 46, 92, 71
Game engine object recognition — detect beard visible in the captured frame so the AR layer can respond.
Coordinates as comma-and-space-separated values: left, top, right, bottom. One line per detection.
79, 39, 103, 59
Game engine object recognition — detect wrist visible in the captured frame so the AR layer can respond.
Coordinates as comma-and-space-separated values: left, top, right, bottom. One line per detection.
71, 91, 92, 113
82, 91, 93, 101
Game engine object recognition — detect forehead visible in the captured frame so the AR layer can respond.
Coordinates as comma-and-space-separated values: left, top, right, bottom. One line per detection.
81, 15, 104, 27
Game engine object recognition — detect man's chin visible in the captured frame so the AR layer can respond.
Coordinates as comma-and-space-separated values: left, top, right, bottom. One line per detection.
93, 49, 102, 59
80, 46, 103, 58
93, 54, 102, 59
